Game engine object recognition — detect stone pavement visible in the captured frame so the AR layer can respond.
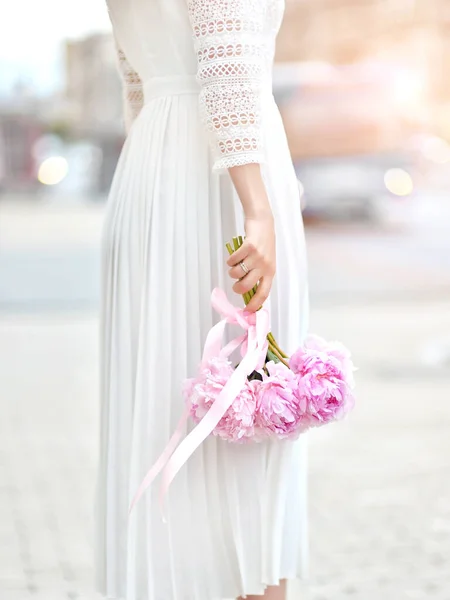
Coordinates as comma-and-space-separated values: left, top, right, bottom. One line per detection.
1, 301, 450, 600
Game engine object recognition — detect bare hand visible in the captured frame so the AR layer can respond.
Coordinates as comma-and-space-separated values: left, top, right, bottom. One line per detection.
227, 215, 276, 312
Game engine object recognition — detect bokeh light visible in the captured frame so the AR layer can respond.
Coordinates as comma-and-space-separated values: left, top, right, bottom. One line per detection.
383, 168, 414, 196
37, 156, 69, 185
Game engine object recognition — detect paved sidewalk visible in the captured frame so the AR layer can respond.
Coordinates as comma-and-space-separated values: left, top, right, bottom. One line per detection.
1, 301, 450, 600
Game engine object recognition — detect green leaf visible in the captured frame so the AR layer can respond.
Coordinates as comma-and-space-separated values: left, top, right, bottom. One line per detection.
267, 348, 280, 363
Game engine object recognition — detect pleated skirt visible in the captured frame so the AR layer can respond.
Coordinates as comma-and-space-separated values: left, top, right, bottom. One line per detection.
95, 91, 309, 600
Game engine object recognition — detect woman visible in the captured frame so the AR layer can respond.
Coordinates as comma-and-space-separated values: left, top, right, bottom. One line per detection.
95, 1, 308, 599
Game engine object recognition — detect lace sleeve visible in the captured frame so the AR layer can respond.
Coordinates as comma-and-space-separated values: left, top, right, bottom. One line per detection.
187, 0, 268, 171
116, 45, 144, 133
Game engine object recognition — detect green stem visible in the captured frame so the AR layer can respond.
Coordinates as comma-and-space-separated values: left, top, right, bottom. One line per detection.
268, 342, 289, 368
267, 333, 289, 359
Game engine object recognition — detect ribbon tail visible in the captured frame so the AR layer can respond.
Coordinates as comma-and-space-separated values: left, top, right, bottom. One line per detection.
159, 346, 260, 509
129, 407, 189, 515
220, 334, 246, 359
201, 319, 227, 365
255, 308, 270, 369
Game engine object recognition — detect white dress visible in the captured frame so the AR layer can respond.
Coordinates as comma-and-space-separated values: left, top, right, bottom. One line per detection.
96, 1, 309, 599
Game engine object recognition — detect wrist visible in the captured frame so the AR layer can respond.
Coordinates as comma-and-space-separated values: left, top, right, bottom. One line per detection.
244, 205, 273, 221
240, 187, 273, 221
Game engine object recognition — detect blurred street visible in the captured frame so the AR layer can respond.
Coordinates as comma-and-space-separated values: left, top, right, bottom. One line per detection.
1, 196, 449, 600
1, 191, 450, 310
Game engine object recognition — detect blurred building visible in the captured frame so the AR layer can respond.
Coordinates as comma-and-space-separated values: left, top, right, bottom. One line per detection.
278, 0, 450, 136
65, 33, 123, 136
0, 113, 43, 191
278, 0, 448, 72
65, 33, 124, 193
0, 82, 46, 191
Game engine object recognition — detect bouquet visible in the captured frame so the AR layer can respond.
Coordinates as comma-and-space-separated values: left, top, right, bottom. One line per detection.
130, 237, 355, 513
186, 237, 355, 442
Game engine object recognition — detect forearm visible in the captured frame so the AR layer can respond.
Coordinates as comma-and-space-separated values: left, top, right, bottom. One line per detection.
228, 164, 273, 221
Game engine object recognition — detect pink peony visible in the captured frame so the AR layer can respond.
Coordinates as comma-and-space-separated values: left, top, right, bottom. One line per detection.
290, 335, 355, 427
184, 357, 259, 443
185, 357, 233, 422
291, 335, 355, 387
214, 379, 260, 443
255, 361, 309, 440
184, 336, 355, 442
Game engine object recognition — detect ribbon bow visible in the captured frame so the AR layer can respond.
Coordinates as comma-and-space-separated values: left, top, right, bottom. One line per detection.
129, 288, 270, 516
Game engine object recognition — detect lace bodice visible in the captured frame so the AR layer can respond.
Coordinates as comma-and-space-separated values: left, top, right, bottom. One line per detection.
111, 0, 284, 170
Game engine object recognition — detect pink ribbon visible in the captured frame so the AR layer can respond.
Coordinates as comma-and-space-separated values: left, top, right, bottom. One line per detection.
129, 288, 270, 516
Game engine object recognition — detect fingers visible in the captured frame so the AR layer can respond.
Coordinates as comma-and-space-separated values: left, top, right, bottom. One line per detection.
233, 269, 261, 295
226, 239, 274, 309
226, 240, 254, 267
245, 277, 272, 313
228, 255, 257, 280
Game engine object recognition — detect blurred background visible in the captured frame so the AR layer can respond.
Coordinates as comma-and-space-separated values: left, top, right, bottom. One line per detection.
1, 1, 450, 599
